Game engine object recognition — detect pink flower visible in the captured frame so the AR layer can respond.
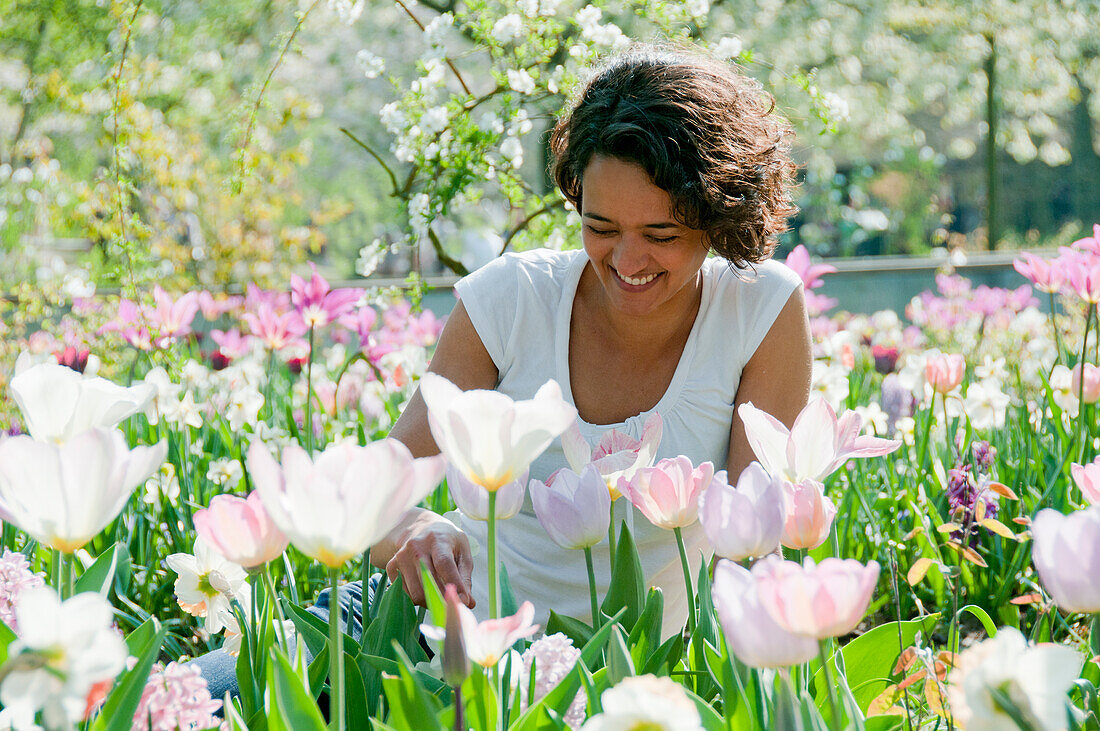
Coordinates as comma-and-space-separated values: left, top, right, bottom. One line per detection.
804, 290, 838, 317
698, 463, 785, 561
617, 456, 713, 530
209, 329, 252, 359
241, 304, 307, 351
131, 661, 222, 731
924, 352, 966, 394
421, 587, 539, 667
1072, 458, 1100, 505
1031, 507, 1100, 613
149, 287, 200, 344
530, 463, 611, 550
779, 479, 837, 550
712, 560, 817, 668
339, 306, 379, 349
754, 556, 880, 639
98, 299, 152, 350
520, 633, 585, 729
784, 245, 836, 290
1072, 363, 1100, 404
0, 549, 45, 633
446, 462, 527, 522
1065, 252, 1100, 304
194, 492, 289, 569
1071, 223, 1100, 255
737, 399, 900, 483
561, 412, 662, 500
1013, 252, 1066, 294
291, 263, 362, 328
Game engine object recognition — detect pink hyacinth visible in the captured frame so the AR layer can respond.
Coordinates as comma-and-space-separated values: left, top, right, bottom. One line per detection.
131, 661, 222, 731
291, 263, 363, 329
784, 245, 836, 290
617, 456, 714, 530
1013, 252, 1066, 294
754, 556, 880, 639
195, 492, 289, 569
0, 549, 45, 633
520, 633, 585, 729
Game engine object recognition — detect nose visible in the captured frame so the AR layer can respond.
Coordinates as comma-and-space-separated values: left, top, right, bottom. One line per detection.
612, 233, 650, 277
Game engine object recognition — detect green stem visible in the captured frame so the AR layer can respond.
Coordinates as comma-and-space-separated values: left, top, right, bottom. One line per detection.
584, 547, 600, 628
1078, 304, 1094, 463
305, 324, 315, 454
262, 565, 290, 651
60, 552, 73, 600
487, 490, 500, 730
818, 639, 841, 729
673, 527, 696, 636
607, 499, 617, 571
329, 568, 345, 731
1049, 291, 1065, 365
50, 550, 60, 595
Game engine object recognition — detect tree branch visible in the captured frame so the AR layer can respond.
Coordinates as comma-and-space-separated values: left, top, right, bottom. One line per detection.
392, 0, 473, 97
340, 127, 401, 197
427, 226, 469, 276
501, 201, 563, 253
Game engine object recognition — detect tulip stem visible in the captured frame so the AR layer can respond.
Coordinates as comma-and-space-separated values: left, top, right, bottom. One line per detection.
1048, 291, 1065, 365
817, 640, 841, 730
1078, 304, 1094, 464
607, 500, 617, 570
262, 566, 289, 651
488, 491, 499, 621
59, 552, 73, 600
673, 527, 696, 636
584, 547, 600, 628
328, 568, 345, 731
305, 324, 316, 455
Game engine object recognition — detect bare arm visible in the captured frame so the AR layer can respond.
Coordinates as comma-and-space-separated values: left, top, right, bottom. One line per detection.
371, 300, 499, 607
727, 286, 813, 480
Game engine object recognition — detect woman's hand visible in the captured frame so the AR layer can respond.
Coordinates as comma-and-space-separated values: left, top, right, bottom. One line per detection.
377, 507, 475, 608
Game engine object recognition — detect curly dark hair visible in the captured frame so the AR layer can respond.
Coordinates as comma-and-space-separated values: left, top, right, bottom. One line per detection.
549, 44, 798, 268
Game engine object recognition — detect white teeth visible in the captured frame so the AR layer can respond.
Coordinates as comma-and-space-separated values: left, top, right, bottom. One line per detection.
620, 272, 658, 286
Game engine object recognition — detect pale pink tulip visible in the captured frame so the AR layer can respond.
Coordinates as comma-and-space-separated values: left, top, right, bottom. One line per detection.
247, 439, 444, 568
530, 463, 611, 550
194, 492, 289, 569
784, 244, 837, 290
617, 456, 713, 530
754, 556, 880, 639
446, 463, 526, 521
924, 352, 966, 394
421, 588, 539, 667
1071, 224, 1100, 255
1013, 252, 1066, 294
779, 479, 837, 550
419, 374, 576, 492
698, 463, 785, 561
1065, 253, 1100, 304
1031, 507, 1100, 613
737, 399, 900, 484
1072, 458, 1100, 505
712, 560, 817, 668
561, 412, 662, 500
1072, 363, 1100, 404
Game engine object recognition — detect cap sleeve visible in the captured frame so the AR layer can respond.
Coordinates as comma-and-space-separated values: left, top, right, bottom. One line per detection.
454, 254, 521, 374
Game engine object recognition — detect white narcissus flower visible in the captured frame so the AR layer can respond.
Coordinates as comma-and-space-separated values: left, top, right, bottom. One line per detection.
964, 378, 1011, 431
166, 536, 249, 634
9, 361, 154, 443
248, 438, 445, 568
0, 587, 127, 730
581, 674, 703, 730
0, 427, 166, 552
419, 374, 576, 492
947, 627, 1081, 731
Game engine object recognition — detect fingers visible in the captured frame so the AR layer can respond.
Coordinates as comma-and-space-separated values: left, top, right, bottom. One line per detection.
456, 534, 475, 607
386, 545, 427, 606
429, 543, 474, 608
385, 527, 475, 609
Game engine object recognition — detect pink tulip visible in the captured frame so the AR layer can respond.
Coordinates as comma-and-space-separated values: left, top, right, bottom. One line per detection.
1064, 253, 1100, 305
784, 245, 837, 290
1071, 223, 1100, 256
712, 560, 817, 668
737, 399, 900, 484
242, 304, 307, 351
924, 352, 966, 394
698, 463, 785, 561
1013, 252, 1066, 294
617, 456, 713, 530
446, 463, 527, 522
779, 479, 837, 550
194, 492, 289, 569
754, 556, 880, 639
560, 412, 662, 500
1072, 363, 1100, 404
1071, 458, 1100, 505
421, 588, 539, 667
291, 263, 363, 328
530, 464, 611, 550
1031, 507, 1100, 613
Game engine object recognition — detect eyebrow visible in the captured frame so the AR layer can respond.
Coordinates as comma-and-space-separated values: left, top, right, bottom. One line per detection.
582, 213, 680, 229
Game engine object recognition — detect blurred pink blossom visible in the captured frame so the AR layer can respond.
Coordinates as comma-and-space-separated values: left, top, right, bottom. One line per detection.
1013, 252, 1066, 294
925, 352, 965, 394
1071, 458, 1100, 505
149, 287, 200, 345
242, 304, 307, 351
1031, 506, 1100, 613
0, 549, 45, 633
783, 245, 836, 290
1073, 363, 1100, 404
520, 633, 585, 729
209, 329, 252, 359
290, 263, 362, 328
131, 661, 222, 731
421, 588, 539, 667
1071, 223, 1100, 255
195, 492, 288, 569
754, 556, 880, 639
1063, 250, 1100, 304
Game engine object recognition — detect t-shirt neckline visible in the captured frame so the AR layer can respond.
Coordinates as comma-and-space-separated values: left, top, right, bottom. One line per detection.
555, 251, 714, 430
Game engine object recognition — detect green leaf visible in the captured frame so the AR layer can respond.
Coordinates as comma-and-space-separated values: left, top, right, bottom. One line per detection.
684, 685, 727, 731
307, 644, 329, 699
358, 653, 448, 695
123, 617, 157, 657
0, 620, 15, 666
96, 623, 166, 731
285, 601, 354, 660
546, 611, 594, 649
500, 562, 519, 618
461, 666, 497, 731
641, 632, 683, 676
600, 524, 644, 631
605, 625, 635, 685
381, 644, 444, 731
75, 542, 119, 597
266, 648, 327, 731
344, 650, 371, 730
626, 587, 663, 670
957, 604, 998, 639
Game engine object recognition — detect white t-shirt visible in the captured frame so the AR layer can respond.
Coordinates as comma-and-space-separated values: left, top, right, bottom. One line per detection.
451, 248, 802, 632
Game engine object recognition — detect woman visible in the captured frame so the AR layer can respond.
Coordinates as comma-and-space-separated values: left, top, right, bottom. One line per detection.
373, 44, 811, 629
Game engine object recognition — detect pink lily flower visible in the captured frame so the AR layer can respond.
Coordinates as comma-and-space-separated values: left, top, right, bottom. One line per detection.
149, 287, 200, 344
209, 329, 252, 360
753, 556, 880, 639
1071, 223, 1100, 256
1013, 252, 1066, 294
784, 245, 836, 290
339, 306, 379, 350
617, 455, 713, 529
737, 399, 900, 484
561, 412, 662, 500
98, 299, 153, 350
1064, 252, 1100, 304
245, 283, 291, 313
290, 263, 362, 328
242, 304, 307, 351
421, 587, 539, 667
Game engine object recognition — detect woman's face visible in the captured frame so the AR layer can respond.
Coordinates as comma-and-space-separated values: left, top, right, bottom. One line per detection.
579, 155, 709, 319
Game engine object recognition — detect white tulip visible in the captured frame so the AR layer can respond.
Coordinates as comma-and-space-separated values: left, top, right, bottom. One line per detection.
9, 362, 153, 443
0, 587, 127, 730
248, 439, 445, 568
0, 428, 166, 552
419, 374, 576, 492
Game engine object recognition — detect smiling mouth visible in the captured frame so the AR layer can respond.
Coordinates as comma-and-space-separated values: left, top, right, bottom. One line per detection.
612, 268, 663, 287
